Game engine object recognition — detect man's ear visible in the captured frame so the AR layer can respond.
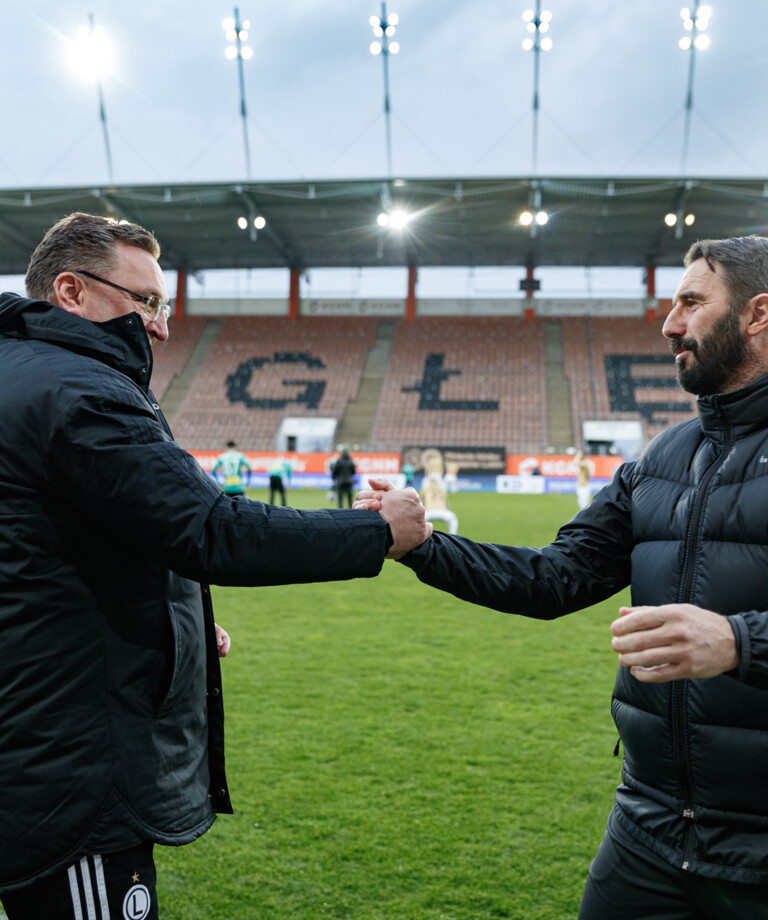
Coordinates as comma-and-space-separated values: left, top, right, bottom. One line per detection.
51, 271, 86, 316
745, 293, 768, 339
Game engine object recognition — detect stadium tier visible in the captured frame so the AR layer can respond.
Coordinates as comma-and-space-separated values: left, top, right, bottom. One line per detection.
572, 317, 697, 441
164, 316, 379, 450
150, 316, 208, 402
370, 317, 546, 452
153, 314, 697, 453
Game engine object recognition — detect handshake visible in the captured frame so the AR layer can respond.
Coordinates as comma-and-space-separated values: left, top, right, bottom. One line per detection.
353, 477, 433, 559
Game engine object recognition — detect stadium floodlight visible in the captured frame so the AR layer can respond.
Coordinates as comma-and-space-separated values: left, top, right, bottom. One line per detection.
223, 13, 252, 52
369, 2, 400, 177
389, 208, 410, 229
522, 3, 553, 178
678, 2, 712, 175
237, 212, 266, 235
521, 7, 553, 51
69, 19, 112, 80
223, 7, 253, 179
69, 14, 114, 183
377, 208, 411, 230
520, 186, 550, 236
664, 211, 695, 231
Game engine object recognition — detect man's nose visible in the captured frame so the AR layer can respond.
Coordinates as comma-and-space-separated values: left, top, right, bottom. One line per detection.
662, 304, 684, 340
147, 312, 170, 343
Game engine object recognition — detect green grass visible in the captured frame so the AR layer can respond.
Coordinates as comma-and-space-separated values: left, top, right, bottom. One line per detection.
156, 490, 628, 919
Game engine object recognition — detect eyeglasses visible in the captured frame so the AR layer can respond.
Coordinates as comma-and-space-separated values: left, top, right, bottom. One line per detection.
73, 269, 172, 322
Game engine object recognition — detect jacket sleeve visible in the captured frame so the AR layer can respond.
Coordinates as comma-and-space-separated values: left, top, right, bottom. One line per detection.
398, 462, 635, 618
726, 612, 768, 690
46, 369, 387, 586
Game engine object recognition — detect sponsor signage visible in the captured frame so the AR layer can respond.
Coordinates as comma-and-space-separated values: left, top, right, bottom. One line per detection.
302, 298, 404, 316
402, 446, 506, 476
507, 454, 623, 479
190, 450, 622, 493
496, 475, 547, 495
192, 450, 401, 478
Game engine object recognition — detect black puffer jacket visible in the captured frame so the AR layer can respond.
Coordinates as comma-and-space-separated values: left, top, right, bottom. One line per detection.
402, 372, 768, 884
0, 293, 388, 889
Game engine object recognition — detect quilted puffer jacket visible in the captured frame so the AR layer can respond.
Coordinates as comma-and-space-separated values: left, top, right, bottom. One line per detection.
401, 372, 768, 883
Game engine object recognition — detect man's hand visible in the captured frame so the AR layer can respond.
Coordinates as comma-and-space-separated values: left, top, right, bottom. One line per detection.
215, 623, 231, 658
354, 476, 433, 559
610, 604, 739, 682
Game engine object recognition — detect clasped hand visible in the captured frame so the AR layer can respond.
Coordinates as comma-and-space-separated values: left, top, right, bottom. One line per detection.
354, 477, 433, 559
610, 603, 739, 682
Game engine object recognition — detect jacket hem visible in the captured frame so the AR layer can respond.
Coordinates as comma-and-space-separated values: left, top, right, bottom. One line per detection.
609, 803, 768, 885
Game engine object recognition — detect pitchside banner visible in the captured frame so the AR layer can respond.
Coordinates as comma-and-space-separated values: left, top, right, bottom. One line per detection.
505, 454, 623, 479
192, 451, 401, 490
401, 446, 506, 476
191, 450, 623, 493
499, 454, 624, 496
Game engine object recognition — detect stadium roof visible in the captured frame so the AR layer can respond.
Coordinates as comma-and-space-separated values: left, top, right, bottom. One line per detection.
2, 176, 768, 276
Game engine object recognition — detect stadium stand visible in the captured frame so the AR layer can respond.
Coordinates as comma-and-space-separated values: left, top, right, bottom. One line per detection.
150, 316, 207, 402
566, 317, 697, 442
165, 316, 379, 450
153, 313, 697, 454
369, 316, 547, 452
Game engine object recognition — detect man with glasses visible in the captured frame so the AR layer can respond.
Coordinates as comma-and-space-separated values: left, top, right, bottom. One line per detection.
0, 211, 431, 920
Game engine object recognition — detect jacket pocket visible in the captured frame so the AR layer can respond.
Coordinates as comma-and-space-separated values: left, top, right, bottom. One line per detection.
153, 601, 180, 717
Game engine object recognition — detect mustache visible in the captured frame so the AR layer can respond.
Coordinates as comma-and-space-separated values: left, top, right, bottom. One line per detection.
669, 336, 697, 356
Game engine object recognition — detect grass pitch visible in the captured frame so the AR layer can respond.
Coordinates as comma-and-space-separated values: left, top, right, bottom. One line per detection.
157, 490, 628, 919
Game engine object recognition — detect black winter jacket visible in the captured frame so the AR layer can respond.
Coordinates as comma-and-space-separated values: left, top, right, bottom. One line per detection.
402, 372, 768, 884
0, 293, 388, 889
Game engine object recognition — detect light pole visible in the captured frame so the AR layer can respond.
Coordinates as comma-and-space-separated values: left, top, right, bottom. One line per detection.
679, 3, 712, 176
519, 5, 552, 235
521, 3, 553, 178
70, 14, 114, 183
369, 4, 400, 178
223, 8, 254, 180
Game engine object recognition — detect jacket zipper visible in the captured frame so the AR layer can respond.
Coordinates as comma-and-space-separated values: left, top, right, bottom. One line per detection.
674, 397, 731, 870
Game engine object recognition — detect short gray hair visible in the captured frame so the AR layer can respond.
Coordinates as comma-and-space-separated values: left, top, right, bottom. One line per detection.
684, 236, 768, 310
25, 212, 161, 302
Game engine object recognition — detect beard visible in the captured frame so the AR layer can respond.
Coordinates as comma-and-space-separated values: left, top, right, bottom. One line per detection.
670, 307, 747, 396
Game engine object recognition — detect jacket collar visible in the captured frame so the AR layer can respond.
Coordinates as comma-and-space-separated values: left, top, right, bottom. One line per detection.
697, 370, 768, 441
0, 292, 153, 390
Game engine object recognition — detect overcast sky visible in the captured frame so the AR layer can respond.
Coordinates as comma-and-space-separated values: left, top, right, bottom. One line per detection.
3, 0, 767, 297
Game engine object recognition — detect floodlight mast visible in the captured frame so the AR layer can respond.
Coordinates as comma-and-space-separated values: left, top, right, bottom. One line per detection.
223, 7, 253, 180
88, 13, 115, 185
522, 2, 552, 177
369, 3, 400, 178
520, 4, 552, 239
679, 3, 712, 175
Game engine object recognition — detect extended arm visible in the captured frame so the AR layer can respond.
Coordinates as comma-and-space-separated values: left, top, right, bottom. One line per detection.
360, 465, 635, 618
47, 383, 392, 587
